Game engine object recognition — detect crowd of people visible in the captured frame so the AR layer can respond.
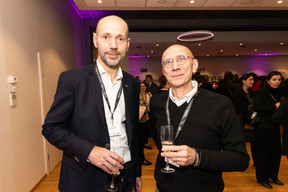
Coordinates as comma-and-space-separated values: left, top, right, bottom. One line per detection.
42, 15, 288, 192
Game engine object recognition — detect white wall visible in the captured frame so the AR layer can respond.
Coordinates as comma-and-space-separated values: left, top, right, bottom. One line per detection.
0, 0, 83, 191
129, 55, 288, 83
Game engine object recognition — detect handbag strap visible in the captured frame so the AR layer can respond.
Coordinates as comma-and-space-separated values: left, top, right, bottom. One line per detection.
270, 94, 279, 103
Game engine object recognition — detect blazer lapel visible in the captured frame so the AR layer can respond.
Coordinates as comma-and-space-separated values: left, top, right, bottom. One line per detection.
122, 74, 133, 147
88, 65, 108, 131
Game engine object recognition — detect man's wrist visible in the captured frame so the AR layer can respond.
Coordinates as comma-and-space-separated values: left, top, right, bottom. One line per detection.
192, 148, 201, 167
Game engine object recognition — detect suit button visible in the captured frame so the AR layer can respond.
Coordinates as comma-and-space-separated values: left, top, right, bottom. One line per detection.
105, 143, 110, 148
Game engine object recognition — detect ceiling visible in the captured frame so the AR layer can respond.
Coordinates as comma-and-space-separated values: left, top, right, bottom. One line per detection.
73, 0, 288, 57
74, 0, 288, 10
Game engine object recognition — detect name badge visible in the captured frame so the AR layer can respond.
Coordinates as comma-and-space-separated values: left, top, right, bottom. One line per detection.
108, 124, 121, 137
165, 157, 180, 168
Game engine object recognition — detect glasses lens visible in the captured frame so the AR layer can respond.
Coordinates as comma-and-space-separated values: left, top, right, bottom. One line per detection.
176, 55, 187, 64
162, 59, 173, 67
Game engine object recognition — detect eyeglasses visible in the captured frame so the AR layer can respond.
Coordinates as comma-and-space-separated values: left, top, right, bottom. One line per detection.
161, 55, 194, 68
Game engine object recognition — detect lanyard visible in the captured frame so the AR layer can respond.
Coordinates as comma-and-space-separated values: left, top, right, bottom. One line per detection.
166, 90, 199, 141
95, 64, 123, 125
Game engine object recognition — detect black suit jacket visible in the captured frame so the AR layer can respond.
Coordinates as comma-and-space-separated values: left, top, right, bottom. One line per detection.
148, 82, 160, 95
42, 64, 141, 192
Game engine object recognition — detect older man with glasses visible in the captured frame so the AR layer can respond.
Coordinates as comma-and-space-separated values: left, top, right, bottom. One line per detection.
150, 44, 250, 192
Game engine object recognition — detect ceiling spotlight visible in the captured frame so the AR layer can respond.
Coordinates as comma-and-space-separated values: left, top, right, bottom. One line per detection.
151, 50, 154, 53
278, 0, 283, 4
207, 54, 210, 57
236, 54, 239, 56
98, 0, 102, 3
280, 42, 284, 45
156, 44, 159, 47
190, 0, 195, 3
147, 55, 150, 58
239, 43, 243, 46
198, 43, 201, 46
220, 50, 223, 52
254, 49, 258, 52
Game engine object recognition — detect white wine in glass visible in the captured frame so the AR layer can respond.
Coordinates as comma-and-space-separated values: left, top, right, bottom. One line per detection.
160, 125, 175, 173
161, 141, 173, 147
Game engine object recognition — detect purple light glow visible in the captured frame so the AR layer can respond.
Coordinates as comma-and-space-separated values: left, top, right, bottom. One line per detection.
70, 0, 115, 19
129, 57, 142, 77
253, 53, 281, 56
177, 30, 214, 42
246, 56, 270, 76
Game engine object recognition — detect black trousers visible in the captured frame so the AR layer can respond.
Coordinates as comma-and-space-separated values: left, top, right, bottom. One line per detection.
255, 126, 281, 182
139, 120, 149, 162
106, 162, 135, 192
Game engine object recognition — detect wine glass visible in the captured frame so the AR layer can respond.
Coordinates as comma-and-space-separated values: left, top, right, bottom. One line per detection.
106, 149, 125, 192
160, 125, 175, 173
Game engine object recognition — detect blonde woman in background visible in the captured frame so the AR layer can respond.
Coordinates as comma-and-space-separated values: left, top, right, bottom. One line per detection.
139, 82, 152, 165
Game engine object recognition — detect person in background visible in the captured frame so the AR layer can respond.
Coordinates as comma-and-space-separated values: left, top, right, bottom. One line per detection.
217, 70, 234, 100
194, 74, 212, 91
252, 75, 266, 92
150, 44, 249, 192
42, 15, 142, 192
232, 73, 256, 165
145, 74, 160, 95
283, 78, 288, 96
252, 71, 287, 189
158, 75, 170, 92
271, 98, 288, 160
139, 82, 152, 165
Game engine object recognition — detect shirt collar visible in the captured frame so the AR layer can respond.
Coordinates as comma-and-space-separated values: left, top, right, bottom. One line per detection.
169, 81, 198, 106
96, 59, 123, 81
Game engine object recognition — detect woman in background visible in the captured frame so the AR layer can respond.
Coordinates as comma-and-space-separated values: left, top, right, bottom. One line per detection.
139, 82, 152, 165
232, 73, 256, 165
158, 75, 170, 92
252, 71, 286, 189
271, 98, 288, 159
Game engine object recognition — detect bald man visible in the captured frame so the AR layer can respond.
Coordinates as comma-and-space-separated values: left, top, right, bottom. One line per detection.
150, 45, 249, 192
42, 15, 142, 192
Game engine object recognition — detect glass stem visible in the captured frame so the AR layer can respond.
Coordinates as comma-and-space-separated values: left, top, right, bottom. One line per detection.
110, 174, 115, 188
165, 161, 170, 169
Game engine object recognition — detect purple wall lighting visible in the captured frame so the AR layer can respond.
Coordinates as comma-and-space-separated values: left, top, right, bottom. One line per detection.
253, 53, 281, 56
128, 57, 142, 77
247, 56, 271, 76
70, 0, 116, 19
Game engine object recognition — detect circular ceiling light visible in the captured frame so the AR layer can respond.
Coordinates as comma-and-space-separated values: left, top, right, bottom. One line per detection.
177, 30, 214, 42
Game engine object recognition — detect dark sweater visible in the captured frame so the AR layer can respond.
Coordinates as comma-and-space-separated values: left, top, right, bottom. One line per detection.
150, 88, 250, 192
